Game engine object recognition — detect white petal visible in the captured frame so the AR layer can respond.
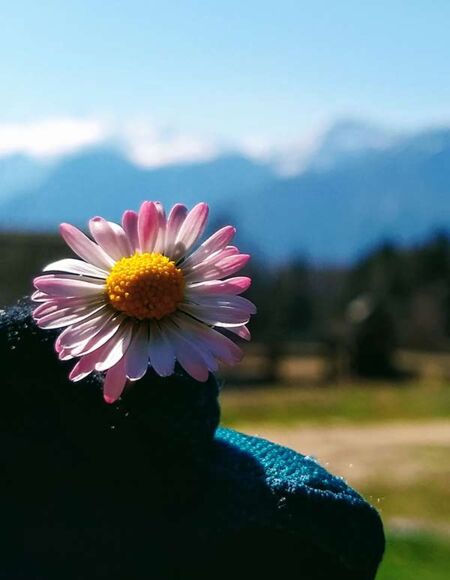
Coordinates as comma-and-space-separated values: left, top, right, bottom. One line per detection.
43, 259, 108, 278
71, 314, 125, 357
69, 340, 112, 381
172, 312, 243, 365
187, 245, 239, 271
94, 322, 133, 372
179, 303, 251, 326
58, 309, 121, 354
187, 294, 256, 314
58, 309, 115, 348
58, 348, 75, 361
125, 322, 150, 380
184, 253, 250, 284
35, 303, 107, 329
163, 320, 209, 381
186, 277, 252, 297
33, 294, 101, 313
34, 275, 105, 298
33, 301, 62, 319
31, 290, 53, 302
148, 322, 176, 377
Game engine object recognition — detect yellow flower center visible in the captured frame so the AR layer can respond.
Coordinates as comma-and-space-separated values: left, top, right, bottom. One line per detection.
106, 252, 184, 320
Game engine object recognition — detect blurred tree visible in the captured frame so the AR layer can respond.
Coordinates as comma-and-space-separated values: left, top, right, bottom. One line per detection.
343, 233, 450, 350
0, 233, 66, 306
346, 295, 401, 379
247, 258, 315, 382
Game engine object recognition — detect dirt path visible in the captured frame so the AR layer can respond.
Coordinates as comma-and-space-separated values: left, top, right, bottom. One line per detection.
239, 420, 450, 484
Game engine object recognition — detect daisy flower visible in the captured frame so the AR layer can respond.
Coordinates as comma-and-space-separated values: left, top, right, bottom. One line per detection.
32, 202, 255, 403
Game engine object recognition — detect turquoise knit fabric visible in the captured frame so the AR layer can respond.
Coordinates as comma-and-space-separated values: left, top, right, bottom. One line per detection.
211, 428, 384, 577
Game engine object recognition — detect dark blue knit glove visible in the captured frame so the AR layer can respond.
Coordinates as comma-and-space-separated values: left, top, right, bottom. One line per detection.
0, 301, 384, 579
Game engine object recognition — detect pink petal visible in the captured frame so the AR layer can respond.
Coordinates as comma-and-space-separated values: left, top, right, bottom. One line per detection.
189, 247, 240, 279
55, 333, 64, 353
71, 315, 125, 357
189, 294, 256, 315
122, 210, 140, 251
148, 322, 176, 377
194, 346, 219, 372
33, 301, 62, 319
226, 325, 251, 341
179, 303, 251, 326
58, 348, 74, 361
37, 302, 102, 334
58, 309, 117, 348
185, 254, 250, 283
68, 341, 112, 381
31, 290, 51, 302
152, 202, 167, 254
125, 323, 150, 380
191, 245, 239, 269
103, 358, 128, 403
34, 275, 105, 298
177, 338, 235, 370
94, 322, 133, 372
69, 364, 92, 382
138, 201, 159, 253
173, 202, 209, 260
60, 223, 115, 271
34, 272, 105, 285
182, 226, 235, 269
173, 313, 243, 365
35, 303, 106, 330
69, 354, 98, 382
32, 294, 94, 308
33, 294, 102, 318
89, 217, 132, 261
164, 203, 188, 258
204, 328, 244, 362
186, 276, 252, 296
43, 258, 108, 278
163, 321, 209, 381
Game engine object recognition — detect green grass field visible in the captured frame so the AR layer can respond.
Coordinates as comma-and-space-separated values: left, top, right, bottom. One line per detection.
220, 380, 450, 579
378, 532, 450, 580
220, 380, 450, 426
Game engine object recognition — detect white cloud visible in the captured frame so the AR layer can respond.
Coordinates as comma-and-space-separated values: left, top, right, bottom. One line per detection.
0, 117, 223, 168
120, 122, 220, 168
0, 116, 331, 174
0, 118, 107, 158
237, 125, 327, 176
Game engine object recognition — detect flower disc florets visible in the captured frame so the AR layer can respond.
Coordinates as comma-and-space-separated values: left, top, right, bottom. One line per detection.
106, 252, 184, 320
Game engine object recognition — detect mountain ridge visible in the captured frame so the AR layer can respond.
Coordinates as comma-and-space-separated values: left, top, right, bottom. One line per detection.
1, 121, 449, 263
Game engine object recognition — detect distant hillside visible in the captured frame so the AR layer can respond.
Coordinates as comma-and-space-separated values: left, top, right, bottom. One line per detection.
0, 149, 274, 228
1, 122, 450, 263
0, 154, 50, 202
239, 127, 450, 262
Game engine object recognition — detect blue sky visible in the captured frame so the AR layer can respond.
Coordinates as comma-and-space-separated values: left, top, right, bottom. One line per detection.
1, 1, 450, 164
